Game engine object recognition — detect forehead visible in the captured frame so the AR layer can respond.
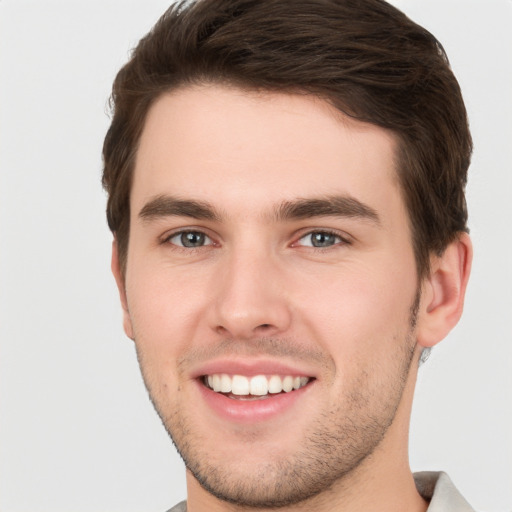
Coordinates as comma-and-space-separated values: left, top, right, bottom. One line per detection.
132, 85, 402, 222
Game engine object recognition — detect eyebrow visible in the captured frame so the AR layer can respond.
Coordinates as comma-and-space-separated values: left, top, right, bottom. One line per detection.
139, 195, 220, 222
138, 194, 380, 225
275, 196, 380, 224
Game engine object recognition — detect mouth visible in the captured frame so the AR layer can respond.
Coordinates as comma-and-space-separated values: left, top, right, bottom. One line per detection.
202, 373, 312, 400
194, 363, 317, 422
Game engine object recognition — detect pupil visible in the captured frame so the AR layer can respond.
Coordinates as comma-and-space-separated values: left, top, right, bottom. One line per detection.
312, 232, 334, 247
182, 232, 204, 247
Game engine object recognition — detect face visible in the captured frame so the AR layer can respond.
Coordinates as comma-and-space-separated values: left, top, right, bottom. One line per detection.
118, 85, 422, 507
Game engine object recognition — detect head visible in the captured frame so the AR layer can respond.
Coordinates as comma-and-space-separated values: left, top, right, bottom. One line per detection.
103, 0, 472, 508
102, 0, 471, 281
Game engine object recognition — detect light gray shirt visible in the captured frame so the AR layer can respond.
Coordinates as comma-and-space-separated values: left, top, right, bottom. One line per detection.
166, 471, 476, 511
414, 471, 476, 511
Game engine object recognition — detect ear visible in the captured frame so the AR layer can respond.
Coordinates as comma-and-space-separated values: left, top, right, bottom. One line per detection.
111, 240, 134, 340
416, 233, 472, 348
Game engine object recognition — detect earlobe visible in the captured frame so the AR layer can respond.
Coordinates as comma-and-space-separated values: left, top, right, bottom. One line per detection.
416, 233, 472, 348
111, 240, 135, 340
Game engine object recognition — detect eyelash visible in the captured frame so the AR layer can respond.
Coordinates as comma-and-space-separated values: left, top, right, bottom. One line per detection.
161, 230, 215, 250
161, 229, 351, 251
294, 229, 350, 249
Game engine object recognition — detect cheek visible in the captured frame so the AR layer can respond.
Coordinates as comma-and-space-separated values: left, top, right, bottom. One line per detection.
294, 262, 417, 356
125, 266, 210, 360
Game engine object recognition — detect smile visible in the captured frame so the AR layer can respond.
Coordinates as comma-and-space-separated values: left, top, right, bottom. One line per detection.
203, 374, 311, 398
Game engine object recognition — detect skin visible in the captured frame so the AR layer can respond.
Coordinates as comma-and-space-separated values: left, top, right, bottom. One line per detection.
112, 85, 472, 512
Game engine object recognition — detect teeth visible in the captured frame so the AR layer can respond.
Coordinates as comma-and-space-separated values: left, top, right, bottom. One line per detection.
220, 374, 232, 393
268, 375, 282, 394
232, 375, 249, 395
204, 374, 311, 396
212, 374, 221, 392
250, 375, 268, 396
282, 376, 294, 392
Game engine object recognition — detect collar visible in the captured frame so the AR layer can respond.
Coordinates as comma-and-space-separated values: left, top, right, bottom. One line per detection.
414, 471, 476, 511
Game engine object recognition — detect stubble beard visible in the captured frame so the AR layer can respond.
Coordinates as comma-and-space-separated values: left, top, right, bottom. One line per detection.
138, 294, 420, 509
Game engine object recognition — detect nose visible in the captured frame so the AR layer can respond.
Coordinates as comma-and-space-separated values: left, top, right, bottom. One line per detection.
209, 248, 292, 340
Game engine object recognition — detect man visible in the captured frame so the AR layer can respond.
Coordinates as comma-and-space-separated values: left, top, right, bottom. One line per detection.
102, 0, 474, 510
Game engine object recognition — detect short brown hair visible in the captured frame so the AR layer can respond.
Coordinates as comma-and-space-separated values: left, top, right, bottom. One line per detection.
102, 0, 472, 277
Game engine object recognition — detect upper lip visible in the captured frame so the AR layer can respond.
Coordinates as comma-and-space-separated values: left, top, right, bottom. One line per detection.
189, 358, 318, 380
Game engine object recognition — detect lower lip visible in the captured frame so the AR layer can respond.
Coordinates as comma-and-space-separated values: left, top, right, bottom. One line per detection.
196, 380, 312, 423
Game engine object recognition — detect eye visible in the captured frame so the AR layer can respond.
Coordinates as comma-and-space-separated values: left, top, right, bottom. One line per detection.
166, 230, 213, 248
296, 231, 346, 248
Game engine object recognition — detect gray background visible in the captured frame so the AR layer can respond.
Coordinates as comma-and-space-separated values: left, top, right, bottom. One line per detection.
1, 1, 511, 511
